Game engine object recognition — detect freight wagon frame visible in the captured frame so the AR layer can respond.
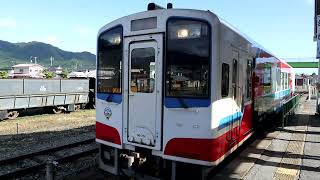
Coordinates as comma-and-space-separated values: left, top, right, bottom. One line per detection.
0, 79, 89, 120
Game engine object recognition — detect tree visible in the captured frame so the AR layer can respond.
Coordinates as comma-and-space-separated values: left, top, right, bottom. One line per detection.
42, 69, 55, 79
61, 69, 69, 79
0, 71, 8, 78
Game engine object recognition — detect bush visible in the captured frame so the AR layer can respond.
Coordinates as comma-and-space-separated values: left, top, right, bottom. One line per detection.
42, 69, 55, 79
0, 71, 8, 78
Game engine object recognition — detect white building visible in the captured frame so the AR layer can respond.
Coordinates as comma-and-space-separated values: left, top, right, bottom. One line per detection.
85, 70, 96, 78
12, 64, 44, 78
48, 66, 63, 75
67, 71, 87, 78
68, 70, 96, 78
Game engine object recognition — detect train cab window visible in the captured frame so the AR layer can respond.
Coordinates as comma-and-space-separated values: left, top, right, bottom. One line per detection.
130, 48, 155, 93
166, 19, 210, 98
97, 26, 123, 94
221, 63, 229, 97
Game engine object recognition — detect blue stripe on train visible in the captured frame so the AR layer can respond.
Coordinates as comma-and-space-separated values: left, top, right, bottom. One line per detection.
164, 97, 211, 108
274, 89, 291, 99
218, 112, 243, 130
97, 93, 122, 104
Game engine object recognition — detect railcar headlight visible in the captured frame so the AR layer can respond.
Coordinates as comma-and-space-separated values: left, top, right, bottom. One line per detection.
104, 33, 121, 45
111, 35, 121, 45
170, 23, 203, 39
177, 29, 189, 38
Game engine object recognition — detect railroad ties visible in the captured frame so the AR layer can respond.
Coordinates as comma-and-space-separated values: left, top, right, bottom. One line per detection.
0, 138, 98, 179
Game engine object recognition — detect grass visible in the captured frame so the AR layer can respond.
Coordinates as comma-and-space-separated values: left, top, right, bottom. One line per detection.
0, 109, 96, 136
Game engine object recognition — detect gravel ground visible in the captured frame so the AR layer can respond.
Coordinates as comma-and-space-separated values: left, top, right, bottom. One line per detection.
10, 149, 99, 180
55, 153, 99, 180
0, 110, 96, 160
0, 109, 99, 179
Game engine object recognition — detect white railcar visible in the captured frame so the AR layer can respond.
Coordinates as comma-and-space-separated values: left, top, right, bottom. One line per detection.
96, 3, 294, 179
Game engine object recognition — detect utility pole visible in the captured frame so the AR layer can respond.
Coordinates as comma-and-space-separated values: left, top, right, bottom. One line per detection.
50, 56, 54, 66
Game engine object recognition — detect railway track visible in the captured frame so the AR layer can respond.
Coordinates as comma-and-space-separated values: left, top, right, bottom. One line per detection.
0, 137, 98, 179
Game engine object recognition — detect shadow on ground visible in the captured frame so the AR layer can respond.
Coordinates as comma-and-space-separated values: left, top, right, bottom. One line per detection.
208, 111, 320, 180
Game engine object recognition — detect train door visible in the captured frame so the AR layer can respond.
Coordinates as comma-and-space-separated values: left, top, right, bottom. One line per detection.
124, 34, 163, 150
230, 51, 241, 143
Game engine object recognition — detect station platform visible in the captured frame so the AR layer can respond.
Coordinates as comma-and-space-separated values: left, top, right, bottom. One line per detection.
212, 97, 320, 180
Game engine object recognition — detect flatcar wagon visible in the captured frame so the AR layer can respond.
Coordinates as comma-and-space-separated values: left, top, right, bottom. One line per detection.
96, 3, 294, 179
0, 78, 90, 120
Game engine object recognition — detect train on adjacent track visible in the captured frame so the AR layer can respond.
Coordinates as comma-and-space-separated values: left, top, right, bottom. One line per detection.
95, 3, 295, 179
0, 78, 95, 120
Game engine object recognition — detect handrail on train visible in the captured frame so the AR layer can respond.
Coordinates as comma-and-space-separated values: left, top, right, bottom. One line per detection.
281, 94, 301, 128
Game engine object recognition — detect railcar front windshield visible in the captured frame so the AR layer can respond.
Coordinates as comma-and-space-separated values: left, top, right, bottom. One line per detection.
97, 26, 123, 94
166, 19, 210, 98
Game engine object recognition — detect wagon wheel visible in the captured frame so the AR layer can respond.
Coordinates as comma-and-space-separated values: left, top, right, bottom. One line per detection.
52, 107, 63, 114
7, 111, 19, 120
75, 105, 81, 111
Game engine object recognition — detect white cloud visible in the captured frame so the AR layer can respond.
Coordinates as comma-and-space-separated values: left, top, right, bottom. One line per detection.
0, 18, 17, 28
73, 26, 91, 37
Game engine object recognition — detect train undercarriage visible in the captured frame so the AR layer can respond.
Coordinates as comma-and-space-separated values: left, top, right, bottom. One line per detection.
99, 144, 215, 180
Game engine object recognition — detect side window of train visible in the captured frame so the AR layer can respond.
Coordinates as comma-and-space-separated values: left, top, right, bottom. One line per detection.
221, 63, 229, 97
286, 73, 289, 89
276, 68, 281, 91
263, 65, 272, 94
246, 60, 253, 100
281, 72, 284, 90
283, 72, 288, 90
232, 59, 238, 99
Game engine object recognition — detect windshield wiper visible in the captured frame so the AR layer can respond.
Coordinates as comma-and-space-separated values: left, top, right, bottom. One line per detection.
177, 97, 189, 109
106, 94, 113, 102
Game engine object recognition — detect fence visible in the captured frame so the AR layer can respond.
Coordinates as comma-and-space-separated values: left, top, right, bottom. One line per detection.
282, 94, 301, 128
308, 86, 317, 100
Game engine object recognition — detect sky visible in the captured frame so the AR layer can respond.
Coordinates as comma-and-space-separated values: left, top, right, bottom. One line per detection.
0, 0, 318, 74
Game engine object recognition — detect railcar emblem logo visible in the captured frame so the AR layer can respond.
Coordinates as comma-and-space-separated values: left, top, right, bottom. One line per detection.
104, 107, 112, 120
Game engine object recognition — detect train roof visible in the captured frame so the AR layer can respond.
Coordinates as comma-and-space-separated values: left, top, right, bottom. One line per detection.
98, 7, 287, 67
217, 17, 273, 54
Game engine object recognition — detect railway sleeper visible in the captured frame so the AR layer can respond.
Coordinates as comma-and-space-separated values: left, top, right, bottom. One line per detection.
0, 143, 98, 179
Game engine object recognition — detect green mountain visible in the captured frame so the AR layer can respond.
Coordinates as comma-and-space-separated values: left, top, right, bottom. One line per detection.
0, 40, 96, 70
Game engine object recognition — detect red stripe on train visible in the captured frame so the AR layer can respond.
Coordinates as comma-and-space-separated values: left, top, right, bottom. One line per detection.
164, 103, 253, 162
96, 121, 121, 145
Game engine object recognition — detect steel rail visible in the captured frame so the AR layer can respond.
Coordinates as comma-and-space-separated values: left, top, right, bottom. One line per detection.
0, 137, 97, 179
